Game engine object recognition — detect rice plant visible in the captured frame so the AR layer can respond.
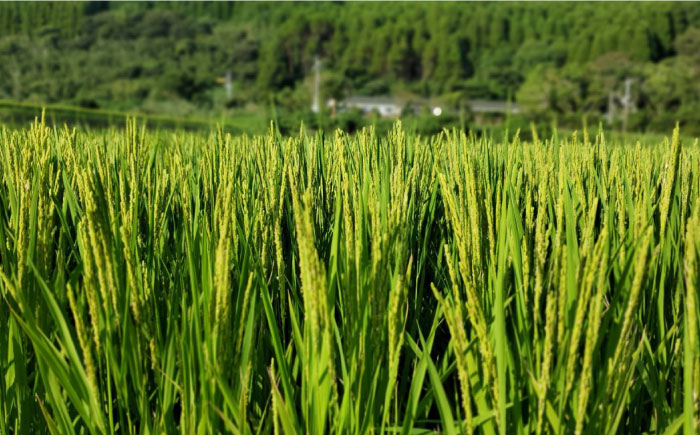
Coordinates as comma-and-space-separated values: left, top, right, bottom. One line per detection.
0, 116, 698, 434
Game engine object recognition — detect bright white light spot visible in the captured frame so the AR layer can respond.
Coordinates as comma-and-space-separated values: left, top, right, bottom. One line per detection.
433, 107, 442, 116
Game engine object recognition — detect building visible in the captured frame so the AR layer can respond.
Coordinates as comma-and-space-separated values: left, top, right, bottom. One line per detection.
332, 96, 403, 117
467, 100, 520, 115
331, 96, 443, 118
330, 95, 519, 119
466, 100, 521, 124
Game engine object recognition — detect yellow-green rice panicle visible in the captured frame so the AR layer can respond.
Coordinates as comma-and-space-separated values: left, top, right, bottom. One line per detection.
432, 283, 474, 435
684, 207, 699, 432
537, 274, 559, 435
608, 227, 653, 382
659, 124, 681, 244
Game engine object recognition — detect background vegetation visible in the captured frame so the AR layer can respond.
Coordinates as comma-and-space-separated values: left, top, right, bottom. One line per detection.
2, 2, 700, 133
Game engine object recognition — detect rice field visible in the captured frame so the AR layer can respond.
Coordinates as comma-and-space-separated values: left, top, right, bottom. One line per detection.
0, 117, 699, 434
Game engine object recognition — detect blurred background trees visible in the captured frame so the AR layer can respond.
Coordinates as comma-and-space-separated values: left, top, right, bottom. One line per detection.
1, 1, 700, 133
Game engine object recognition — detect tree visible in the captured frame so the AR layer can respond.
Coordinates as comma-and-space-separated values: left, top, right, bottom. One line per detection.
585, 52, 637, 111
517, 65, 580, 120
674, 27, 700, 59
256, 38, 287, 93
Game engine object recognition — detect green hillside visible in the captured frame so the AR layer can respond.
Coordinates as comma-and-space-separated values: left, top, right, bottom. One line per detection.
1, 2, 700, 133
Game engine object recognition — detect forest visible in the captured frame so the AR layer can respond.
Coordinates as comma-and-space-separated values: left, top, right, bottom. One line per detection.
2, 2, 700, 133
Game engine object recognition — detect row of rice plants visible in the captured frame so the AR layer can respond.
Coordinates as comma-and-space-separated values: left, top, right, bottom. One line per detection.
0, 118, 698, 433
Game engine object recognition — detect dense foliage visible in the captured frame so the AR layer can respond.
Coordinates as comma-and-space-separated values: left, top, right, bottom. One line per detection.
1, 118, 699, 433
2, 2, 700, 132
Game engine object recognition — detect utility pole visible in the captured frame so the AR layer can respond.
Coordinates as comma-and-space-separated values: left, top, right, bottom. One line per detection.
225, 71, 232, 100
606, 78, 634, 132
621, 78, 633, 133
312, 56, 321, 114
607, 91, 615, 124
